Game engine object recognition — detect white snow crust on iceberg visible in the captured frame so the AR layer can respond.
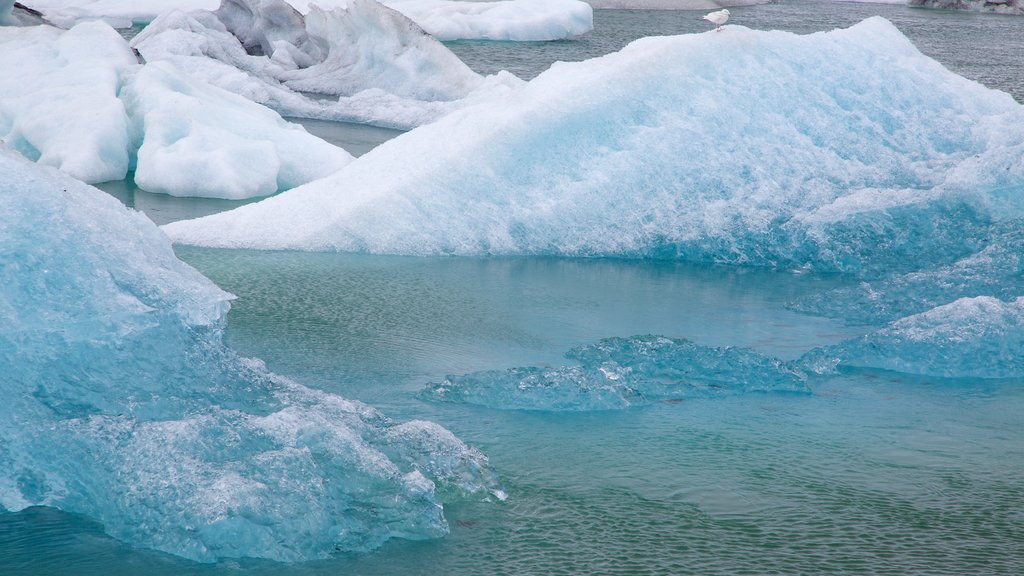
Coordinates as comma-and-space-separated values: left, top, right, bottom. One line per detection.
122, 60, 352, 199
0, 21, 134, 183
131, 0, 523, 129
17, 0, 219, 28
286, 0, 593, 41
909, 0, 1023, 15
163, 17, 1024, 267
23, 0, 592, 40
0, 19, 352, 197
0, 144, 502, 562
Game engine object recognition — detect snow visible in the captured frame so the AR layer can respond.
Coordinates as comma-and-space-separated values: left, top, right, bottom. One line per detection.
0, 19, 352, 198
0, 144, 501, 561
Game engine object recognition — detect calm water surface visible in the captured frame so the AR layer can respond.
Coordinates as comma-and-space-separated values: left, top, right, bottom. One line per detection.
9, 2, 1024, 574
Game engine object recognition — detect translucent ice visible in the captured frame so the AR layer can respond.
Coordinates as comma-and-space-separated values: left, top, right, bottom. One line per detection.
422, 336, 809, 411
19, 0, 219, 28
0, 146, 500, 562
163, 17, 1024, 274
805, 297, 1024, 379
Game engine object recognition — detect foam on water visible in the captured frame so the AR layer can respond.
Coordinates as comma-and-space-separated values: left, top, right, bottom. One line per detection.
0, 146, 500, 562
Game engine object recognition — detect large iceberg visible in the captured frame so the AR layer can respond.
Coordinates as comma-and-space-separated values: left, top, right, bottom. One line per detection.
0, 145, 501, 562
131, 0, 523, 128
25, 0, 592, 40
163, 18, 1024, 266
0, 20, 352, 197
165, 17, 1024, 384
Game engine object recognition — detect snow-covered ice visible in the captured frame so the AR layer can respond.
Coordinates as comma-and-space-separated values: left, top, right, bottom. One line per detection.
0, 21, 133, 183
24, 0, 593, 40
0, 19, 352, 197
163, 18, 1024, 265
287, 0, 593, 41
131, 0, 523, 129
0, 144, 501, 561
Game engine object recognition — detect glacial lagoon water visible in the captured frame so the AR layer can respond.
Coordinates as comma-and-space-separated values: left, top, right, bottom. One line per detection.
7, 2, 1024, 574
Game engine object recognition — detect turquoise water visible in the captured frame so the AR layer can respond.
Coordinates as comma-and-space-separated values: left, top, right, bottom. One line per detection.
7, 2, 1024, 574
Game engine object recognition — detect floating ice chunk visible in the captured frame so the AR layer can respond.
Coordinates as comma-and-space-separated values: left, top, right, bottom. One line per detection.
808, 297, 1024, 379
132, 0, 521, 129
281, 1, 484, 100
0, 146, 500, 562
422, 336, 809, 411
791, 221, 1024, 325
288, 0, 593, 41
587, 0, 767, 8
121, 61, 353, 199
164, 17, 1024, 275
21, 0, 219, 28
908, 0, 1023, 15
0, 21, 134, 183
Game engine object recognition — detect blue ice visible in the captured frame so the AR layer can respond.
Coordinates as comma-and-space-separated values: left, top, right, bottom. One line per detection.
0, 146, 501, 562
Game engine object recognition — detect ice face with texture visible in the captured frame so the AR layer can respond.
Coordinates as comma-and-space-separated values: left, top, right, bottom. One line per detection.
0, 21, 134, 183
423, 336, 809, 411
163, 17, 1024, 269
19, 0, 220, 28
286, 0, 593, 41
132, 0, 521, 129
122, 61, 353, 199
804, 297, 1024, 379
0, 146, 501, 562
0, 19, 351, 197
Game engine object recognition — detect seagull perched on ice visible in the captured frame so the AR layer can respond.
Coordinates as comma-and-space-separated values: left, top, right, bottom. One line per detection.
703, 8, 729, 32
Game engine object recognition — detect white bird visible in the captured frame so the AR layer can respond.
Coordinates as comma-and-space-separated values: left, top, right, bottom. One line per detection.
703, 8, 729, 32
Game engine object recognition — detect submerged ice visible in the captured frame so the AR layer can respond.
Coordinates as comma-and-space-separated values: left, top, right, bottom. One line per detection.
0, 146, 501, 562
423, 336, 810, 411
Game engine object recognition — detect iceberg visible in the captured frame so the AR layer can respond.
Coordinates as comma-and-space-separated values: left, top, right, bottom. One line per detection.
287, 0, 594, 41
0, 21, 134, 183
0, 20, 352, 197
132, 0, 523, 129
122, 60, 352, 198
586, 0, 767, 9
25, 0, 592, 40
163, 17, 1024, 270
15, 0, 219, 28
908, 0, 1024, 15
164, 17, 1024, 387
0, 145, 501, 562
422, 336, 809, 411
805, 297, 1024, 379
